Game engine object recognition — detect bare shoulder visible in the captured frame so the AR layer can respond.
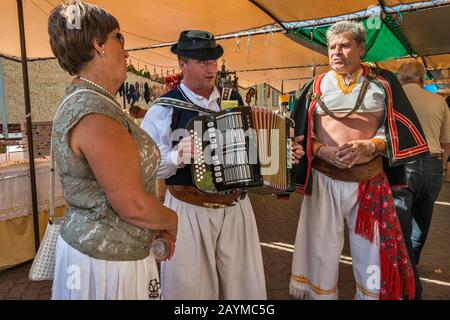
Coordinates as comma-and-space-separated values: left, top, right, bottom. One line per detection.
69, 113, 131, 156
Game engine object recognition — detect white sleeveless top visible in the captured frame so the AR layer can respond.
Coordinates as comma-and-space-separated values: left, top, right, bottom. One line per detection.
315, 69, 386, 115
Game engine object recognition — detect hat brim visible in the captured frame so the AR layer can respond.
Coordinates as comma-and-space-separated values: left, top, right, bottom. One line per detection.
170, 44, 224, 61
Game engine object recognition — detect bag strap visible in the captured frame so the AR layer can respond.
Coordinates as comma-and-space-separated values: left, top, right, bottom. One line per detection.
153, 97, 214, 114
50, 88, 119, 218
313, 76, 371, 121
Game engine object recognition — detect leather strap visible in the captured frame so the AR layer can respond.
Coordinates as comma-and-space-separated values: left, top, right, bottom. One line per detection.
154, 97, 214, 114
167, 185, 241, 209
312, 155, 383, 183
313, 76, 371, 121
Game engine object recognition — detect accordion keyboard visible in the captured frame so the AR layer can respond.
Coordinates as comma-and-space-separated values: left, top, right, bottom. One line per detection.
187, 107, 295, 194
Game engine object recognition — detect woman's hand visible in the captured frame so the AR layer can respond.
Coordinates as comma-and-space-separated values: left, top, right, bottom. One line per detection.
152, 230, 176, 261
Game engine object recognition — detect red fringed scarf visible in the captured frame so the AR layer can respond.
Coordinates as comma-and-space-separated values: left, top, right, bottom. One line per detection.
356, 172, 415, 300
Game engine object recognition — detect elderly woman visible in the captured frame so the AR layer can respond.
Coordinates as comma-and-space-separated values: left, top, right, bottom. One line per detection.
48, 1, 177, 300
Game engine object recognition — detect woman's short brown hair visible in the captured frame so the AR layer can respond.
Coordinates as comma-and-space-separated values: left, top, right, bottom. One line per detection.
48, 0, 119, 75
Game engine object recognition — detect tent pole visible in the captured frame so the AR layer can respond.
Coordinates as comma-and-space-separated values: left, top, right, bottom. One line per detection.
0, 59, 9, 140
378, 0, 387, 14
17, 0, 40, 252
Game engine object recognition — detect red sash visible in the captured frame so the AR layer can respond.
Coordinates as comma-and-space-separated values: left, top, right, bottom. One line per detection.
356, 172, 415, 300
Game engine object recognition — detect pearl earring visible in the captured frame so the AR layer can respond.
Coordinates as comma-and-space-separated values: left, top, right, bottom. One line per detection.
102, 50, 105, 54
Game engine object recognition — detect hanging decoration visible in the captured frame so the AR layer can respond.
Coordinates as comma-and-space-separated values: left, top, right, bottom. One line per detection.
122, 59, 183, 107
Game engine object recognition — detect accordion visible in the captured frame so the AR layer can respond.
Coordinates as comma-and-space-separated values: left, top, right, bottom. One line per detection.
186, 106, 296, 194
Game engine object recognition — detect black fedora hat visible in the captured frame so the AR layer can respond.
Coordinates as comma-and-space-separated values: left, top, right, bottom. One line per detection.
171, 30, 223, 61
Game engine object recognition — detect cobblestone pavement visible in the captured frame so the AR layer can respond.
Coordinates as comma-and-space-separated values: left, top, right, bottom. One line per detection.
1, 182, 449, 300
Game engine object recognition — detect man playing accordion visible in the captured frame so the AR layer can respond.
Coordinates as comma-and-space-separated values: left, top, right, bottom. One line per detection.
142, 29, 303, 300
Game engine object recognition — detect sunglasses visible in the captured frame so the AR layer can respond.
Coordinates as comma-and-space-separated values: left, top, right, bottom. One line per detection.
115, 32, 125, 48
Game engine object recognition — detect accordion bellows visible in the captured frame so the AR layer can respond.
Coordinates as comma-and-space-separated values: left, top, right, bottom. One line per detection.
187, 106, 296, 194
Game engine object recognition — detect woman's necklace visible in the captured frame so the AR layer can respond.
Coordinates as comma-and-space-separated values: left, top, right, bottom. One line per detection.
77, 76, 120, 106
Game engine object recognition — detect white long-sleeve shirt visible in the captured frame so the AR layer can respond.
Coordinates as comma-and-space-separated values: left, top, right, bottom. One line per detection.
141, 82, 221, 179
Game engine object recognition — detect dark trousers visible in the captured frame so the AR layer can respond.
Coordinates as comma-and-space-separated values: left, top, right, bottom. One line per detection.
392, 187, 423, 299
391, 156, 444, 299
407, 157, 444, 263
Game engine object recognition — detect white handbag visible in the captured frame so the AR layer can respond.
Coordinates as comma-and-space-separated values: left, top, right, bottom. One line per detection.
29, 89, 112, 281
28, 132, 63, 281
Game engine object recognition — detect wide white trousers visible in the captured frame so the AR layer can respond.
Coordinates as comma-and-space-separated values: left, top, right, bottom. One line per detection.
52, 235, 161, 300
290, 170, 380, 300
160, 191, 267, 300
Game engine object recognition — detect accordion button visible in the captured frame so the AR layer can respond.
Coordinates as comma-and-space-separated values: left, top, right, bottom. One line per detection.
213, 160, 220, 166
210, 132, 216, 138
208, 128, 215, 133
207, 122, 214, 128
212, 155, 219, 161
215, 172, 222, 177
216, 178, 223, 183
214, 166, 220, 171
211, 144, 217, 149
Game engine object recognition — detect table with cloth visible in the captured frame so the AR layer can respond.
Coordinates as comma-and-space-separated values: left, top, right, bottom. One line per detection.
0, 158, 66, 271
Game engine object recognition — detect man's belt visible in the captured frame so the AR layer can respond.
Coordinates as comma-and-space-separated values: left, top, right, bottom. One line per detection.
429, 153, 442, 160
312, 155, 383, 182
167, 185, 241, 209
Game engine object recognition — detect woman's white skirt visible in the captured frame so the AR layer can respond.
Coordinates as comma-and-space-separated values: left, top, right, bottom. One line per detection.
51, 234, 161, 300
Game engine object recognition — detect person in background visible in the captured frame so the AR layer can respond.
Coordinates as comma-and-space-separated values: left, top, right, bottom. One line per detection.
396, 61, 450, 266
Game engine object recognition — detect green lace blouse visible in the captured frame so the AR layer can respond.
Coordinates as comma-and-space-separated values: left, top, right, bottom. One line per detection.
52, 82, 160, 261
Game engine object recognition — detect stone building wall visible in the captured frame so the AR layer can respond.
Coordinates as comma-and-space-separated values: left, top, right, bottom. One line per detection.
0, 58, 158, 125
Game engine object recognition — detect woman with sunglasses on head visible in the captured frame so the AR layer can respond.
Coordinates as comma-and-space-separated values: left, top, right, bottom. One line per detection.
48, 1, 177, 300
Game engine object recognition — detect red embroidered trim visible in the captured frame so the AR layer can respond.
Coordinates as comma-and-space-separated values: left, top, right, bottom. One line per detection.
375, 75, 428, 160
393, 111, 426, 145
296, 73, 326, 196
